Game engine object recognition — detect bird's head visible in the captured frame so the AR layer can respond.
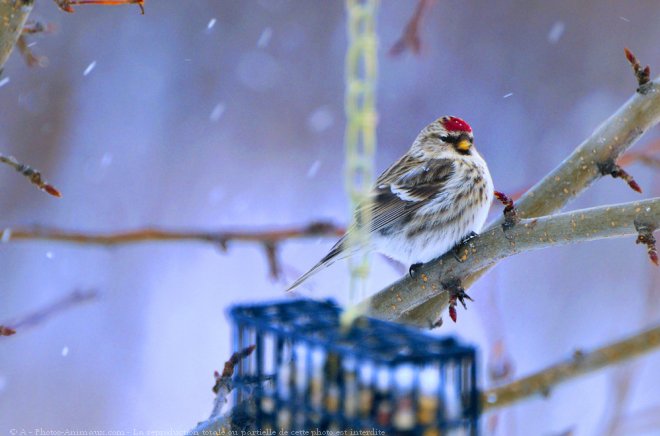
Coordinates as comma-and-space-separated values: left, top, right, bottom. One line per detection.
412, 116, 475, 157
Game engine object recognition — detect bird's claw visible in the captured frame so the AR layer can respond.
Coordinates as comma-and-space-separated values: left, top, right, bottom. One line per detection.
409, 262, 423, 278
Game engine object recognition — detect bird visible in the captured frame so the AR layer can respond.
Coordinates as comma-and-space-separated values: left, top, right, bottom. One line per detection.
286, 116, 494, 292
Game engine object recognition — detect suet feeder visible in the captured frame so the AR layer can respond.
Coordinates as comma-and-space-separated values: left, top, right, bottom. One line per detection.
229, 299, 479, 435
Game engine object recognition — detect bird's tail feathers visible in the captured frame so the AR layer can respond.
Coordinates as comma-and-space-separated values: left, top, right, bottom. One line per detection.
285, 238, 350, 293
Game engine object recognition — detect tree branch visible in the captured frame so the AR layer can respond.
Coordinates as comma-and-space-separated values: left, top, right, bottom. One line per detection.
2, 222, 344, 247
359, 198, 659, 324
2, 223, 345, 280
365, 74, 660, 327
0, 0, 34, 72
481, 322, 660, 411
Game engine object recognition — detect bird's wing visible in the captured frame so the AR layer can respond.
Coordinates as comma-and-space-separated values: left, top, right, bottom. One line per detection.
362, 156, 455, 234
285, 156, 454, 293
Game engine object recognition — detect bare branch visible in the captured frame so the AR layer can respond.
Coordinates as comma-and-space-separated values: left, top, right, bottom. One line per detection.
360, 198, 659, 323
0, 153, 62, 197
370, 73, 660, 327
1, 289, 97, 336
481, 322, 660, 411
2, 222, 344, 248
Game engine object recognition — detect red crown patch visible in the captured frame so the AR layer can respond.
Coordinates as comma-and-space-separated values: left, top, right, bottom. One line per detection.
442, 116, 472, 133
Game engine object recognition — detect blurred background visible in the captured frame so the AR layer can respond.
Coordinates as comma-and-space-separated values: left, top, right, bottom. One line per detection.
0, 0, 659, 434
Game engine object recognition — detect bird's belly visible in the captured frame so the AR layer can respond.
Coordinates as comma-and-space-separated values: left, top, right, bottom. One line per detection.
374, 205, 489, 265
374, 222, 477, 265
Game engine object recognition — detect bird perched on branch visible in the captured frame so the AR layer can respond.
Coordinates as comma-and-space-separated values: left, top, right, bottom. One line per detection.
286, 116, 493, 292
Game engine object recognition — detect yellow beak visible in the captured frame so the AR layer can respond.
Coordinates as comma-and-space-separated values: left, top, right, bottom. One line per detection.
457, 139, 472, 152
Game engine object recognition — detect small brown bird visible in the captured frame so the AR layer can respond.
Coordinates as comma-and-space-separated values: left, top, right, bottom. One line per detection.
287, 116, 493, 292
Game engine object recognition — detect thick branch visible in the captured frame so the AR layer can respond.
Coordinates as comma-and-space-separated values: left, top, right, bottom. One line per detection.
0, 0, 34, 71
482, 322, 660, 411
370, 77, 660, 326
2, 222, 344, 247
360, 198, 659, 323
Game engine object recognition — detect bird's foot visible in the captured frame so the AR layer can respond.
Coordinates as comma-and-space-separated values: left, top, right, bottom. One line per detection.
452, 231, 479, 263
409, 262, 423, 279
443, 278, 473, 323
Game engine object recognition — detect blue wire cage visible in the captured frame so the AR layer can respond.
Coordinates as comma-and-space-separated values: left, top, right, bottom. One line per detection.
229, 299, 479, 435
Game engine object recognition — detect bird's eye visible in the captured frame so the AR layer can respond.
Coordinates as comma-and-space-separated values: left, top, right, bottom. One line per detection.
438, 135, 457, 144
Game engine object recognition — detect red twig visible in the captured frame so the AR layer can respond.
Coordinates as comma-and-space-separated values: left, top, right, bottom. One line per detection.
213, 344, 256, 394
599, 159, 642, 193
54, 0, 145, 14
617, 138, 660, 168
0, 326, 16, 336
443, 278, 473, 323
1, 290, 97, 336
389, 0, 434, 56
624, 48, 651, 90
635, 222, 658, 266
0, 154, 62, 197
494, 191, 519, 230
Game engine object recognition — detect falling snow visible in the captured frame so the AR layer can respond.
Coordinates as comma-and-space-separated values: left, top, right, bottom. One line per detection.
83, 61, 97, 76
1, 228, 11, 243
208, 186, 226, 205
257, 27, 273, 48
620, 16, 630, 22
307, 160, 321, 178
46, 251, 54, 259
0, 77, 10, 88
101, 153, 113, 167
236, 51, 280, 90
61, 346, 69, 357
307, 106, 335, 132
547, 21, 565, 44
210, 103, 226, 122
207, 18, 217, 30
503, 92, 514, 99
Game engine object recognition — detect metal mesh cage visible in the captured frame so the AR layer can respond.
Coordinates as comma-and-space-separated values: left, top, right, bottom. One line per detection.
229, 299, 479, 435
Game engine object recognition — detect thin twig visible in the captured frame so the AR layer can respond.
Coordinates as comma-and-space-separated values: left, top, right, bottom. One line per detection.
0, 326, 16, 336
625, 48, 651, 90
1, 289, 97, 336
54, 0, 144, 14
481, 322, 660, 411
3, 222, 344, 247
0, 153, 62, 197
188, 345, 257, 435
389, 0, 434, 56
3, 223, 344, 280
